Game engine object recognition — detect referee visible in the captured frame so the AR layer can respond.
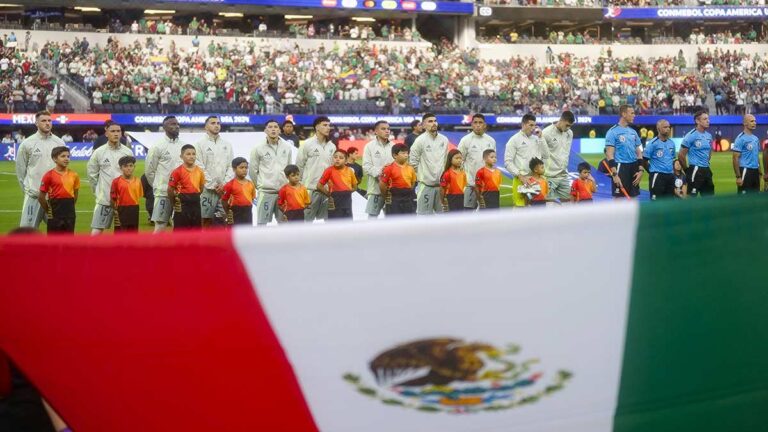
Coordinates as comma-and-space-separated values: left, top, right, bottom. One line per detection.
678, 110, 714, 196
642, 119, 676, 200
732, 114, 761, 194
604, 105, 643, 198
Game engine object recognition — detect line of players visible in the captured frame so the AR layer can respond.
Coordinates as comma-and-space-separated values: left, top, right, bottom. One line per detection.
14, 106, 766, 233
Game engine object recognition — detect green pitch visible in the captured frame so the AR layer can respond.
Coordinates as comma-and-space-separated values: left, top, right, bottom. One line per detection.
0, 153, 741, 234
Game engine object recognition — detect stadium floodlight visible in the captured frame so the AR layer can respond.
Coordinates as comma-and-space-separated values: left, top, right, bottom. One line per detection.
219, 12, 243, 17
341, 0, 358, 7
351, 17, 376, 22
381, 0, 396, 9
74, 6, 101, 12
0, 3, 22, 6
285, 14, 313, 19
144, 9, 176, 14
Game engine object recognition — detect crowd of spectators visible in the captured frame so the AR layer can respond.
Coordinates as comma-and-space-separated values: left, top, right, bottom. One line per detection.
687, 30, 766, 45
104, 16, 421, 42
478, 30, 609, 45
698, 48, 768, 115
6, 28, 767, 117
41, 36, 445, 116
31, 34, 708, 116
0, 45, 63, 114
480, 28, 764, 45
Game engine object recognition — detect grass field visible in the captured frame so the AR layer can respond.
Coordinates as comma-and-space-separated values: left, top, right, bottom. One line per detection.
0, 153, 740, 234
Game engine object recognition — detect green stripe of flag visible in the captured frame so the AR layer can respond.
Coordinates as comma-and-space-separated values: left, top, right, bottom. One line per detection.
615, 194, 768, 432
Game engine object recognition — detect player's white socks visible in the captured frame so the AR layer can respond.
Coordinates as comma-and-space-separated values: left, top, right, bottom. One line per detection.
153, 222, 167, 233
90, 229, 102, 236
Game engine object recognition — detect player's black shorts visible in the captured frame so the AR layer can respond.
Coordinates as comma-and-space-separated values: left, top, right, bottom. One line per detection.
174, 194, 202, 229
686, 165, 714, 196
283, 209, 305, 222
614, 161, 640, 198
649, 172, 676, 200
48, 198, 76, 234
230, 205, 253, 225
386, 188, 416, 215
738, 167, 760, 194
446, 194, 464, 211
116, 205, 140, 232
328, 191, 352, 219
481, 191, 500, 209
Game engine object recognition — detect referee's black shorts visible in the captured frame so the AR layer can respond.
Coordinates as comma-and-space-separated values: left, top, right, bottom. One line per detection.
649, 172, 676, 200
686, 165, 714, 196
614, 161, 640, 198
738, 167, 760, 194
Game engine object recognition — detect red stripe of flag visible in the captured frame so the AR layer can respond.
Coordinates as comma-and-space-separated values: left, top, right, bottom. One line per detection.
0, 231, 318, 432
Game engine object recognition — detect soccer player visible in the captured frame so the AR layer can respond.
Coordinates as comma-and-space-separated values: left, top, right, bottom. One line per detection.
678, 110, 714, 196
93, 120, 130, 151
250, 119, 292, 225
317, 149, 358, 220
15, 110, 66, 229
222, 157, 256, 226
297, 116, 336, 222
409, 113, 450, 215
404, 119, 422, 150
280, 120, 300, 148
346, 147, 363, 184
527, 157, 549, 207
732, 114, 761, 194
504, 113, 550, 207
87, 122, 133, 234
362, 120, 393, 218
167, 145, 205, 230
642, 119, 676, 200
38, 146, 79, 234
141, 173, 154, 222
605, 105, 644, 198
458, 113, 496, 210
196, 115, 234, 228
440, 149, 466, 211
475, 149, 502, 210
541, 111, 575, 203
145, 116, 186, 232
278, 165, 310, 222
571, 162, 597, 203
110, 156, 143, 232
380, 144, 416, 215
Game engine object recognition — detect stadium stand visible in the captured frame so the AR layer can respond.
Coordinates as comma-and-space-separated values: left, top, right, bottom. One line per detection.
0, 13, 765, 117
13, 31, 713, 116
0, 46, 72, 114
698, 48, 768, 114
